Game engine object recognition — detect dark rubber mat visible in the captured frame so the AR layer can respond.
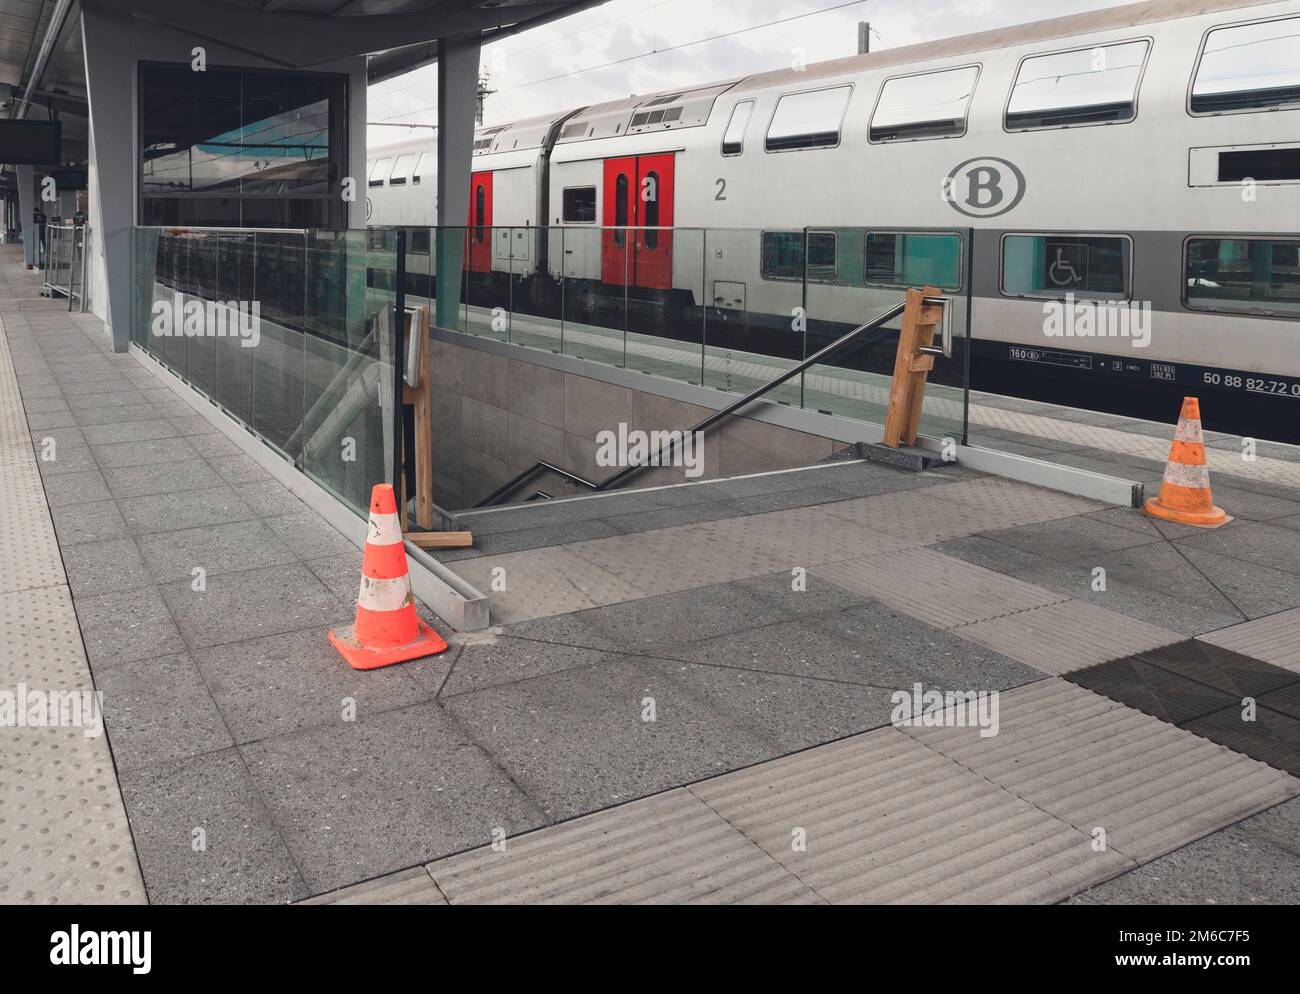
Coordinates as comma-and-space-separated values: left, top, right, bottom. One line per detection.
1260, 683, 1300, 722
1135, 640, 1299, 697
1182, 706, 1300, 777
1065, 656, 1236, 725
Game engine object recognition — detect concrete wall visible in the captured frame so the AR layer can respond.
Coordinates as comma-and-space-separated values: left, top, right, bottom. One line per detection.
429, 335, 842, 510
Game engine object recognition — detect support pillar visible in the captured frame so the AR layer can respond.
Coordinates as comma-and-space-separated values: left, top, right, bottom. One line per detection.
16, 166, 35, 268
434, 33, 480, 331
81, 4, 135, 352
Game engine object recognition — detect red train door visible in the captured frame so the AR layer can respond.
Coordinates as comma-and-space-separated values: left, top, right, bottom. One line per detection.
633, 153, 674, 291
465, 171, 493, 273
600, 157, 635, 287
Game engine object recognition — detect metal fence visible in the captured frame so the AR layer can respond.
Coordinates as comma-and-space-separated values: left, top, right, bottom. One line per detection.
40, 223, 88, 312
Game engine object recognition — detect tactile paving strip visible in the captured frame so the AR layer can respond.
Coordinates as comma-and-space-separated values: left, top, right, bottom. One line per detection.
690, 727, 1133, 904
955, 599, 1183, 675
814, 547, 1069, 629
0, 307, 147, 904
427, 787, 821, 904
903, 679, 1300, 862
301, 866, 447, 905
1199, 608, 1300, 675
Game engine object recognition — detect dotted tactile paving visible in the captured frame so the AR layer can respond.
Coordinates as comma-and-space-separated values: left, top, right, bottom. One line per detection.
0, 302, 148, 904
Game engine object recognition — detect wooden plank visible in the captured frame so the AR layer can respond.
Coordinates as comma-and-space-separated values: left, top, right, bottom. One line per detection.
901, 285, 941, 446
405, 531, 475, 550
882, 287, 924, 448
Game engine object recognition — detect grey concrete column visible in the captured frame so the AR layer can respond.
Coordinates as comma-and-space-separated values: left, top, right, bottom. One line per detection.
16, 166, 35, 268
81, 4, 135, 352
434, 33, 480, 331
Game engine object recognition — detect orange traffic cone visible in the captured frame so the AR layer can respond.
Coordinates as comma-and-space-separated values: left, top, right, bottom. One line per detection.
329, 484, 449, 669
1144, 397, 1231, 528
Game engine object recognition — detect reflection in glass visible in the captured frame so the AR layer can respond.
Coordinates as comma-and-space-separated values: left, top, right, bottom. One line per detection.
1186, 238, 1300, 313
1002, 234, 1130, 298
1006, 41, 1148, 128
871, 67, 978, 141
1192, 17, 1300, 112
766, 86, 851, 150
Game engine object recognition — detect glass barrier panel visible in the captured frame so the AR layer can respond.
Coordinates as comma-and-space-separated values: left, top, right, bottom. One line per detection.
561, 225, 628, 366
624, 227, 704, 387
250, 231, 307, 457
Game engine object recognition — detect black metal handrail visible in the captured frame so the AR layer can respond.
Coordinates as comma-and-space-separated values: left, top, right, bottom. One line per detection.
474, 298, 910, 508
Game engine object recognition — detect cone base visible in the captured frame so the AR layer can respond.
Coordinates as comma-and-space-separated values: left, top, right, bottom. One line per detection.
1144, 498, 1232, 529
328, 618, 449, 670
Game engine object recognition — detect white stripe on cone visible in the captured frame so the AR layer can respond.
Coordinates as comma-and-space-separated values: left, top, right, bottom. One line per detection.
1173, 418, 1204, 443
1164, 460, 1211, 489
367, 511, 404, 547
358, 573, 412, 612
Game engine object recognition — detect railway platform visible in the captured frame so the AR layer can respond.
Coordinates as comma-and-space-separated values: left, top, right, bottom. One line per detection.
3, 241, 1300, 904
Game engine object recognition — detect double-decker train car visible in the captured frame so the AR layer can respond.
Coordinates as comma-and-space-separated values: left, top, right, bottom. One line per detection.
367, 0, 1300, 439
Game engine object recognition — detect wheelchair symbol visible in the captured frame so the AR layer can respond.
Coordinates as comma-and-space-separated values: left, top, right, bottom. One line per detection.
1048, 248, 1082, 286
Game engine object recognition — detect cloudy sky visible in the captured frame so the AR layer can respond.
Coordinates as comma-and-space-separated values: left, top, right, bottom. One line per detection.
367, 0, 1136, 150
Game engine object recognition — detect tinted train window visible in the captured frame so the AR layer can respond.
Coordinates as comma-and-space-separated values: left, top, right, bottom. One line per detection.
1001, 234, 1131, 299
865, 232, 962, 289
761, 231, 836, 281
1186, 238, 1300, 315
562, 187, 596, 222
614, 174, 629, 248
871, 66, 979, 142
368, 159, 390, 188
1006, 40, 1149, 129
1192, 17, 1300, 113
722, 100, 754, 155
410, 228, 431, 254
389, 154, 414, 186
766, 86, 851, 151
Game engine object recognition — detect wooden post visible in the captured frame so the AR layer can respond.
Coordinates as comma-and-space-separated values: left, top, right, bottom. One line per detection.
401, 306, 435, 530
882, 286, 943, 448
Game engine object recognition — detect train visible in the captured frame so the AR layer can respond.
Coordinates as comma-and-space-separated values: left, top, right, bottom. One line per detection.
366, 0, 1300, 440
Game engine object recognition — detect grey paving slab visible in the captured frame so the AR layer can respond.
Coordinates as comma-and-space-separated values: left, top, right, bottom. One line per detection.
956, 600, 1184, 675
1069, 798, 1300, 905
61, 536, 153, 596
48, 499, 130, 546
1176, 521, 1300, 579
1177, 546, 1300, 620
815, 547, 1068, 630
427, 787, 820, 905
207, 452, 271, 485
904, 679, 1300, 863
1200, 608, 1300, 675
600, 499, 743, 535
976, 515, 1164, 564
117, 485, 257, 536
192, 627, 431, 743
36, 442, 98, 477
471, 516, 624, 556
79, 419, 184, 445
102, 458, 225, 498
75, 586, 186, 669
496, 612, 630, 653
450, 547, 647, 624
89, 436, 199, 469
231, 480, 309, 518
72, 403, 164, 427
691, 728, 1132, 903
159, 563, 345, 650
119, 748, 310, 904
442, 654, 776, 821
241, 702, 545, 894
135, 519, 299, 583
668, 603, 1043, 692
96, 652, 235, 771
42, 468, 112, 506
437, 636, 611, 698
301, 866, 448, 905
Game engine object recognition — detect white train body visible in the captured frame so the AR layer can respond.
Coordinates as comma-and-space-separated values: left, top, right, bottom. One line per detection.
367, 0, 1300, 435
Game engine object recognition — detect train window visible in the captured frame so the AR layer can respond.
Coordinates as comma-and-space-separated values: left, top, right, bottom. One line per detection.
761, 230, 837, 282
765, 86, 851, 151
1191, 17, 1300, 114
1001, 234, 1131, 299
870, 66, 979, 142
368, 158, 390, 188
614, 174, 629, 248
722, 100, 754, 155
412, 153, 430, 185
1005, 40, 1149, 130
562, 187, 596, 223
410, 228, 431, 254
388, 154, 414, 186
864, 232, 962, 289
474, 183, 486, 243
1185, 237, 1300, 316
643, 171, 660, 250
